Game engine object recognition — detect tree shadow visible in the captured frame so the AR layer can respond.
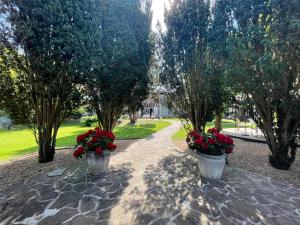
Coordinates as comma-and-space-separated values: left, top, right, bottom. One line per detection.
0, 162, 133, 225
127, 153, 300, 225
125, 153, 202, 224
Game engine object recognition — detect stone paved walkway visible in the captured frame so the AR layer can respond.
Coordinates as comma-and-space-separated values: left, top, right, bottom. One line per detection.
1, 121, 300, 225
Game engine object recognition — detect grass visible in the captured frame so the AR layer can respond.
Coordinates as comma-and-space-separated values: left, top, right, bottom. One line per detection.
172, 120, 238, 141
0, 119, 171, 161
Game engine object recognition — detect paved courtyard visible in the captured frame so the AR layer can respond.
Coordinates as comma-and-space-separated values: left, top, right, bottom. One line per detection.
0, 121, 300, 225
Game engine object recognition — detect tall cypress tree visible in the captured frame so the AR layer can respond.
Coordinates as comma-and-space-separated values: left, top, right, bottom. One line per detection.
159, 0, 225, 131
0, 0, 101, 163
84, 0, 152, 131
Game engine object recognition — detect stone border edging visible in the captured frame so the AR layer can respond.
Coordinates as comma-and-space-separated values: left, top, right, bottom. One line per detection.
223, 131, 300, 147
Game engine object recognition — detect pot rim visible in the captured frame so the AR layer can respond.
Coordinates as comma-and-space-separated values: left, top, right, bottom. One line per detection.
86, 151, 110, 158
196, 152, 226, 160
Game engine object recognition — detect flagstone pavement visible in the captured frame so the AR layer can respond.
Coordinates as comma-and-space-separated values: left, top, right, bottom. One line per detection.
0, 121, 300, 225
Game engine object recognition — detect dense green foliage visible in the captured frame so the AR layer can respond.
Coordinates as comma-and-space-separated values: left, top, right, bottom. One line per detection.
0, 0, 97, 162
84, 0, 152, 131
159, 0, 231, 132
226, 0, 300, 169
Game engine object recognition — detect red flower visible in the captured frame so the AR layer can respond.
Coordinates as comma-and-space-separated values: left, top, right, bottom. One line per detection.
201, 142, 209, 150
91, 136, 98, 143
208, 128, 219, 134
190, 131, 201, 138
86, 129, 94, 136
73, 150, 79, 158
77, 135, 85, 142
225, 135, 233, 145
195, 136, 204, 145
95, 147, 103, 155
77, 129, 94, 143
87, 141, 93, 148
107, 142, 117, 151
208, 138, 216, 145
216, 133, 226, 143
77, 146, 85, 154
102, 131, 115, 140
73, 146, 85, 158
95, 129, 103, 137
225, 147, 233, 154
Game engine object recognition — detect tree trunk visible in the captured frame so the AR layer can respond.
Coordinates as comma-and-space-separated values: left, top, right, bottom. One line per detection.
129, 111, 137, 124
269, 145, 291, 170
215, 113, 222, 130
38, 130, 55, 163
95, 106, 123, 132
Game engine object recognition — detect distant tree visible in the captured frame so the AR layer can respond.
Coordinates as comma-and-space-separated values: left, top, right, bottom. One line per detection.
84, 0, 152, 131
0, 0, 100, 163
159, 0, 226, 132
226, 0, 300, 169
209, 0, 234, 130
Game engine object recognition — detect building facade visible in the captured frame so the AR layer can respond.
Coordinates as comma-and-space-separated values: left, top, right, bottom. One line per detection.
138, 95, 174, 118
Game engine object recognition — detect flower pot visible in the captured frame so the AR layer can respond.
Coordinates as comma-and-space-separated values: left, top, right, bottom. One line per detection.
196, 152, 226, 179
86, 151, 110, 175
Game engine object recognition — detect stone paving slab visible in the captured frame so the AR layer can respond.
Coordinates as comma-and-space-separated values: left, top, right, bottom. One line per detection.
1, 121, 300, 225
0, 162, 133, 225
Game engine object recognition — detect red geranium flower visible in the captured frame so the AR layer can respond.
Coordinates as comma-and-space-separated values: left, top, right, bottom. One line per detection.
225, 135, 233, 145
108, 132, 115, 141
95, 147, 103, 155
95, 129, 103, 137
208, 128, 219, 134
73, 146, 84, 158
77, 135, 85, 142
195, 136, 204, 145
216, 133, 226, 143
107, 142, 117, 151
190, 131, 201, 139
208, 138, 216, 145
87, 141, 93, 148
77, 146, 85, 154
225, 147, 233, 154
73, 150, 79, 158
91, 136, 98, 143
86, 129, 94, 136
201, 142, 209, 150
102, 131, 115, 140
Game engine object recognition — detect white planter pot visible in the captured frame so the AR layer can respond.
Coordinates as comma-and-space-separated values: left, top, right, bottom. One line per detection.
196, 152, 226, 179
86, 151, 110, 175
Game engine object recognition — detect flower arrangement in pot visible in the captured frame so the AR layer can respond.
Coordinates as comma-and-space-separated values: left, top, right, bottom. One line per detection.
73, 128, 117, 175
186, 128, 234, 179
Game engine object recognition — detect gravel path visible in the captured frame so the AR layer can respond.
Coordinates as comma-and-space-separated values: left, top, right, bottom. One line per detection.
174, 138, 300, 186
0, 140, 135, 191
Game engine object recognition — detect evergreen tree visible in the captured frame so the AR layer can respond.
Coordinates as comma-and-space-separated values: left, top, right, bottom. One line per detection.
85, 0, 152, 131
159, 0, 226, 131
226, 0, 300, 169
0, 0, 100, 163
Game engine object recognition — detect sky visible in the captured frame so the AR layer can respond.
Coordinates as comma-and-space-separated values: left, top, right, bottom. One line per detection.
151, 0, 170, 32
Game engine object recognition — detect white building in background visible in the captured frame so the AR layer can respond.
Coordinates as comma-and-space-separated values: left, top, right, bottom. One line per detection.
137, 95, 174, 118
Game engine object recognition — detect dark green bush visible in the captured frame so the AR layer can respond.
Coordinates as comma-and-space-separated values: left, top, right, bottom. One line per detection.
84, 118, 98, 127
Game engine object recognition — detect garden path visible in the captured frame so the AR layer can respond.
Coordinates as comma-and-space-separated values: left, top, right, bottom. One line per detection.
0, 120, 300, 225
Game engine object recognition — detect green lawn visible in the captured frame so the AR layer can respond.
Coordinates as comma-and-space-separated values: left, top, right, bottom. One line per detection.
172, 120, 237, 141
0, 119, 171, 161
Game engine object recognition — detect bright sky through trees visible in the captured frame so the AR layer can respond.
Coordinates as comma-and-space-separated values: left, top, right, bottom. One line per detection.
151, 0, 169, 31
